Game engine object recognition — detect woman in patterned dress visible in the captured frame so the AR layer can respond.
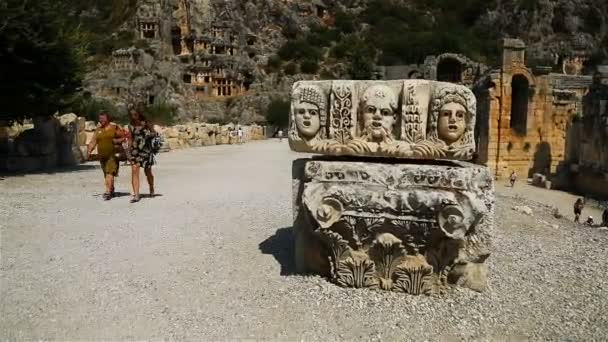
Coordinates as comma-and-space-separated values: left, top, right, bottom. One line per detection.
127, 109, 157, 203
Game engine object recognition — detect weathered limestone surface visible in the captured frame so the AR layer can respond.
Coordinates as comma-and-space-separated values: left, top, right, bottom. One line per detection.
0, 114, 88, 172
157, 123, 265, 151
292, 158, 495, 294
474, 39, 593, 179
288, 80, 476, 161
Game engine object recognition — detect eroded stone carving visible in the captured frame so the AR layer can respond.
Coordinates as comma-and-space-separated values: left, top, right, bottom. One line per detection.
293, 159, 494, 295
359, 84, 398, 143
288, 80, 477, 161
290, 83, 327, 141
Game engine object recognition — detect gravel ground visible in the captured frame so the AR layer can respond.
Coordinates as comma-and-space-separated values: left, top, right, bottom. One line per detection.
1, 140, 608, 341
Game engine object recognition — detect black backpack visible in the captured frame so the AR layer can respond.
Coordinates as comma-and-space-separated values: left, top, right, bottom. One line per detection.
150, 133, 162, 154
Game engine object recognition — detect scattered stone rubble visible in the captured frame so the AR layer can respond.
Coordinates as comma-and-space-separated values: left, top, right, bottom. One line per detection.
0, 115, 266, 173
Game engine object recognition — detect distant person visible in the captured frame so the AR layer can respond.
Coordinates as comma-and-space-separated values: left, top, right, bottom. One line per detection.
602, 208, 608, 227
126, 109, 158, 203
87, 112, 126, 200
509, 171, 517, 187
585, 216, 594, 226
573, 198, 585, 223
278, 129, 283, 142
238, 127, 244, 144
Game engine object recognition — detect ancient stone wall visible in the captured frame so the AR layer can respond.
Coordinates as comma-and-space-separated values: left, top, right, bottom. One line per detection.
555, 71, 608, 198
158, 122, 266, 150
0, 114, 87, 173
474, 39, 592, 179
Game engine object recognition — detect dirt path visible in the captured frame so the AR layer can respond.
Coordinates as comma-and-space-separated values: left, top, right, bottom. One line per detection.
496, 180, 604, 223
1, 140, 607, 340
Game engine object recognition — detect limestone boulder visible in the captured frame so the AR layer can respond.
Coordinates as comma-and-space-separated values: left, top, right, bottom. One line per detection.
532, 173, 550, 188
513, 205, 533, 216
164, 127, 179, 138
58, 113, 78, 128
77, 117, 86, 132
166, 138, 180, 150
85, 121, 97, 132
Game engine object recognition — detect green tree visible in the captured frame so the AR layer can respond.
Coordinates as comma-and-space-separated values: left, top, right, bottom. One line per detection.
0, 0, 138, 122
300, 59, 320, 74
144, 102, 177, 126
0, 0, 88, 121
284, 62, 298, 75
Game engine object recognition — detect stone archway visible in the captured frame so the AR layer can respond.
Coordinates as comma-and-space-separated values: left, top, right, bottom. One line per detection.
437, 58, 463, 83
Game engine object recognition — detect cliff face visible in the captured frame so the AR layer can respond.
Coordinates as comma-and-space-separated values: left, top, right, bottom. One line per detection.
477, 0, 608, 63
83, 0, 608, 125
84, 0, 327, 124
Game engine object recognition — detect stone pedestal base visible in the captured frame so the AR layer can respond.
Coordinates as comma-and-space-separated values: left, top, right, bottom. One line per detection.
292, 158, 495, 295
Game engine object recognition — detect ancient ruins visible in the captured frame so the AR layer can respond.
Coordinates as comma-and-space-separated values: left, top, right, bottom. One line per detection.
290, 80, 495, 295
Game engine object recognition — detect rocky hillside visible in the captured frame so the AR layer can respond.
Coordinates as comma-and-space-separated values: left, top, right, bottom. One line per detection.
80, 0, 608, 125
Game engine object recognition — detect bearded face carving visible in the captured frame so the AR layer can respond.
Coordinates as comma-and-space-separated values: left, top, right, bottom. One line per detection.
360, 84, 398, 142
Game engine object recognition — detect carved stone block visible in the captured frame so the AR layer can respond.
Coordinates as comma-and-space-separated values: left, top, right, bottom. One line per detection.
288, 80, 477, 161
292, 158, 494, 295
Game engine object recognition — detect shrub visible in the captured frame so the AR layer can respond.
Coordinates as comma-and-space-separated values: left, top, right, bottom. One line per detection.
267, 55, 282, 72
207, 116, 229, 125
277, 39, 322, 62
300, 59, 320, 74
70, 96, 125, 123
144, 101, 177, 126
284, 62, 298, 75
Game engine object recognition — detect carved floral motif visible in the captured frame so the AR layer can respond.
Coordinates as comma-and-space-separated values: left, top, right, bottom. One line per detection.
393, 264, 434, 295
295, 159, 494, 296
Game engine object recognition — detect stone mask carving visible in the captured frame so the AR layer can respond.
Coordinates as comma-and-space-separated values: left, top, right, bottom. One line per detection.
292, 85, 326, 140
438, 102, 467, 145
429, 86, 475, 148
288, 80, 477, 160
360, 84, 397, 142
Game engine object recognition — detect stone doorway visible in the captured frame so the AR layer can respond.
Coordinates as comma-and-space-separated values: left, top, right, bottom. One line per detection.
437, 58, 463, 83
510, 74, 530, 135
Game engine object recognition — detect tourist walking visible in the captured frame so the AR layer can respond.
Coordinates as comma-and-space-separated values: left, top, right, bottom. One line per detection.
602, 207, 608, 227
278, 129, 283, 142
238, 127, 244, 144
87, 112, 126, 200
573, 198, 585, 223
126, 109, 158, 203
509, 171, 517, 187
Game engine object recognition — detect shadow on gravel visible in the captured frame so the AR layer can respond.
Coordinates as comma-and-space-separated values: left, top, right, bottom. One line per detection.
0, 164, 98, 177
259, 227, 296, 276
140, 193, 163, 199
92, 192, 131, 198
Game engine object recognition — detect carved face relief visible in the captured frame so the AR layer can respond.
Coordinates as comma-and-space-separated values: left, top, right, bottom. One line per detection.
361, 85, 397, 142
292, 85, 326, 140
294, 101, 321, 138
437, 102, 466, 145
